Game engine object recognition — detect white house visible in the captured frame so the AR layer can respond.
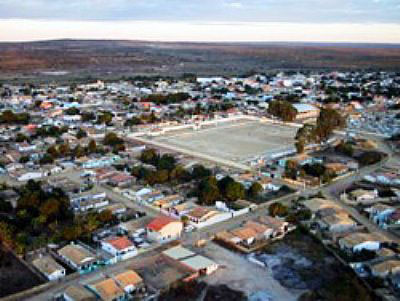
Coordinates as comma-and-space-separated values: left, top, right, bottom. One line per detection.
17, 172, 44, 182
32, 256, 66, 281
146, 215, 183, 243
338, 232, 383, 253
365, 204, 396, 227
16, 142, 37, 153
350, 189, 378, 203
101, 236, 137, 261
57, 243, 97, 272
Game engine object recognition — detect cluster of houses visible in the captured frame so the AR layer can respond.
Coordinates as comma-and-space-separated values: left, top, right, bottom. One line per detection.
302, 198, 358, 233
300, 196, 400, 297
121, 185, 258, 230
1, 72, 400, 300
1, 71, 397, 184
340, 166, 400, 232
57, 244, 219, 301
215, 216, 292, 252
30, 214, 185, 279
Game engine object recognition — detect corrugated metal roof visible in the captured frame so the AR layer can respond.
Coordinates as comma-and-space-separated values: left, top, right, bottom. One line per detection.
162, 246, 196, 260
180, 255, 217, 271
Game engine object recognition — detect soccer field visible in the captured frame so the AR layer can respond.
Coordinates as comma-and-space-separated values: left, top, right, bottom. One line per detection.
154, 121, 297, 163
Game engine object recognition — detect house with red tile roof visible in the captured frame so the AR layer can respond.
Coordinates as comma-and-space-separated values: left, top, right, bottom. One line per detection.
146, 215, 183, 243
101, 236, 137, 262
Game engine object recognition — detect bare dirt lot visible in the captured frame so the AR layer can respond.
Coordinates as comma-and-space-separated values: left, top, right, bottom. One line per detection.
195, 242, 300, 301
155, 121, 297, 163
253, 228, 375, 301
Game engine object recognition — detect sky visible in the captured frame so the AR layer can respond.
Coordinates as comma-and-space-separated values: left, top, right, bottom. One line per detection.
0, 0, 399, 43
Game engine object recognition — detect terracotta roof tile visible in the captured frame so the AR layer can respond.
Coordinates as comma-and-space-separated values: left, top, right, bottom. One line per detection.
147, 215, 177, 232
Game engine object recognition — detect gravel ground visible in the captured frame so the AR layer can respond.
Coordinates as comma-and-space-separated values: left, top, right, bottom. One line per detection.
198, 242, 301, 301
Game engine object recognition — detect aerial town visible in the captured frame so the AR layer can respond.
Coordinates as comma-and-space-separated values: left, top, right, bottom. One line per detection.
0, 71, 399, 301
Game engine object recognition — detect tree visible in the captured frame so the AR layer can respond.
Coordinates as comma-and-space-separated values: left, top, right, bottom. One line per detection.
198, 176, 220, 205
157, 154, 176, 171
0, 199, 12, 213
76, 128, 87, 139
0, 110, 30, 125
152, 169, 169, 184
40, 153, 54, 165
285, 160, 298, 179
140, 149, 159, 165
125, 116, 142, 127
248, 182, 263, 198
268, 100, 297, 122
169, 165, 190, 182
314, 108, 345, 142
302, 163, 326, 178
47, 145, 59, 158
16, 133, 29, 142
356, 151, 383, 166
295, 140, 305, 154
58, 143, 70, 156
191, 165, 211, 179
81, 112, 96, 122
336, 141, 354, 157
180, 215, 189, 226
19, 156, 30, 164
225, 181, 245, 202
62, 225, 83, 241
65, 107, 80, 115
97, 209, 114, 224
149, 111, 158, 123
84, 214, 100, 233
103, 132, 124, 146
88, 139, 97, 153
199, 184, 220, 206
39, 199, 60, 222
0, 221, 14, 249
98, 111, 113, 125
269, 202, 288, 217
294, 109, 345, 149
217, 176, 235, 195
72, 145, 85, 158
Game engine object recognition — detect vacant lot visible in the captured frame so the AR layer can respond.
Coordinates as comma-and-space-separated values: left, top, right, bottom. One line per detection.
198, 242, 299, 301
253, 229, 374, 301
156, 121, 297, 163
0, 247, 44, 298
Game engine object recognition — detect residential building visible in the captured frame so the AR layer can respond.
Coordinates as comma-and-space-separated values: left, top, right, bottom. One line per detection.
100, 236, 137, 261
88, 278, 126, 301
113, 270, 143, 293
63, 285, 96, 301
57, 243, 97, 272
32, 255, 66, 281
338, 232, 383, 253
146, 215, 183, 243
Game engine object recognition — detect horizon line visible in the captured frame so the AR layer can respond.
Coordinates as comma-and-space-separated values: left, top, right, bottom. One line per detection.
1, 38, 400, 46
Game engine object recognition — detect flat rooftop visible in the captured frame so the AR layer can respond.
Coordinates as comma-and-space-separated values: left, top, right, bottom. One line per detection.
154, 121, 297, 164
